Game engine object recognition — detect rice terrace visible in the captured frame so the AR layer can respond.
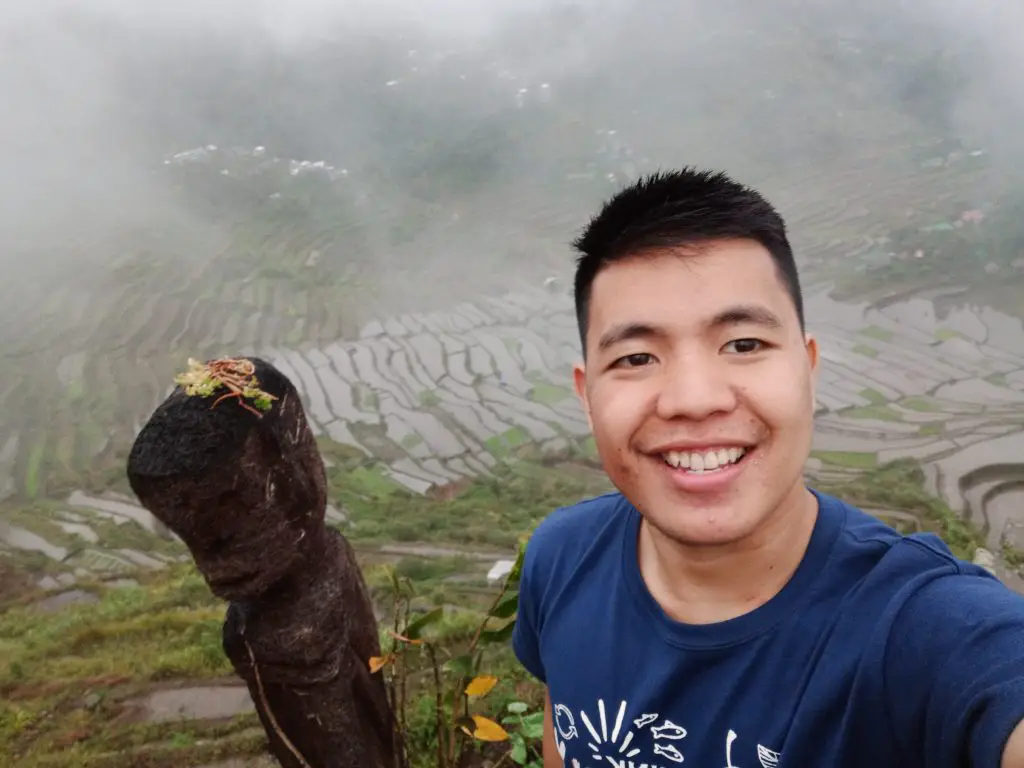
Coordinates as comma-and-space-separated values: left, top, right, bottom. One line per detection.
3, 3, 1024, 765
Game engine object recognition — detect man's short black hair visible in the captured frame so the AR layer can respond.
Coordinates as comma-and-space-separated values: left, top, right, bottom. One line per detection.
572, 168, 804, 354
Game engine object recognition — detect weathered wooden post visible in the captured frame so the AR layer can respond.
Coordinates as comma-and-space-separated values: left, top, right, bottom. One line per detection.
126, 356, 404, 768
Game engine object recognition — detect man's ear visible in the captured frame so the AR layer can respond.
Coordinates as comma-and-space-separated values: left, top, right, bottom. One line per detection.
805, 332, 820, 370
805, 333, 820, 412
573, 361, 593, 432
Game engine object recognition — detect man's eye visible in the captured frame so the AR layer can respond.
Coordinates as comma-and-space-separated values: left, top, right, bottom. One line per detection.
723, 338, 765, 354
613, 353, 655, 368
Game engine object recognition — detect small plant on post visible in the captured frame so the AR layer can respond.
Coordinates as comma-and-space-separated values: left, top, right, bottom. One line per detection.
174, 356, 278, 416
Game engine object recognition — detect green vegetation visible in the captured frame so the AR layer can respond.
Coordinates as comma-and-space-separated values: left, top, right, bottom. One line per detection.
935, 328, 963, 343
0, 452, 1005, 766
900, 396, 941, 412
484, 428, 531, 460
852, 344, 879, 359
340, 459, 609, 548
0, 543, 545, 767
817, 459, 983, 559
527, 383, 573, 406
419, 391, 442, 408
0, 566, 261, 768
830, 195, 1024, 303
811, 450, 878, 470
842, 405, 903, 422
858, 388, 889, 406
858, 326, 894, 342
174, 357, 277, 414
373, 547, 545, 768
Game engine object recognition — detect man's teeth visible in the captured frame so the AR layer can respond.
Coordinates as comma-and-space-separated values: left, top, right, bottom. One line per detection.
662, 447, 747, 473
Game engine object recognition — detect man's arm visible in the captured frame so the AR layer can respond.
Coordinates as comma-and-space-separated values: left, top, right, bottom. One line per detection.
542, 691, 564, 768
885, 570, 1024, 767
1004, 720, 1024, 767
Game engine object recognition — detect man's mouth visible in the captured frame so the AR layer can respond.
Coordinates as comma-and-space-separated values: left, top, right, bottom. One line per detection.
660, 446, 750, 474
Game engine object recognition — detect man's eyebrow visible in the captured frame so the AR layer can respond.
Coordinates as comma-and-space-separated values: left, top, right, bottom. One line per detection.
594, 306, 784, 352
710, 304, 783, 330
596, 322, 666, 352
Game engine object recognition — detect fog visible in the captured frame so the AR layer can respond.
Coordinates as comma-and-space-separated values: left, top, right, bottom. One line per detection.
1, 0, 1017, 289
1, 0, 1023, 480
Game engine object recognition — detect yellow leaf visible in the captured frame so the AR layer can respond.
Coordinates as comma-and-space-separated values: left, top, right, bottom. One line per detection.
464, 675, 499, 697
368, 654, 393, 673
470, 715, 509, 742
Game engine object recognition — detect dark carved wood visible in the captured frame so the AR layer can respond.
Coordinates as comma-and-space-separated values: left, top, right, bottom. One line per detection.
126, 357, 404, 768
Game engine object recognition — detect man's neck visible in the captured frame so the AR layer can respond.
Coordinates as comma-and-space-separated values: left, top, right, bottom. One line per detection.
637, 486, 819, 625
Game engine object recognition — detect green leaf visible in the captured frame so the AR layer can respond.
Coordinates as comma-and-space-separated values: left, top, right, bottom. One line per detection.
510, 733, 528, 765
480, 620, 516, 644
405, 607, 444, 640
506, 540, 528, 586
443, 654, 475, 676
491, 592, 520, 619
386, 566, 400, 593
520, 711, 544, 740
506, 701, 529, 715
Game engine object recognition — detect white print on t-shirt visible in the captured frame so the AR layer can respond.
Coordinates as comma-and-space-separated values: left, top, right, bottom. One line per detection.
552, 698, 782, 768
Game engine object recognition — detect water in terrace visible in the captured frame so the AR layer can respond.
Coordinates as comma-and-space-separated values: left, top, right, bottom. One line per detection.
2, 0, 1024, 589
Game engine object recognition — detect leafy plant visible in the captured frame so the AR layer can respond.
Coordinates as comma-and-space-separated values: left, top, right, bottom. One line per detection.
370, 541, 544, 768
174, 357, 277, 415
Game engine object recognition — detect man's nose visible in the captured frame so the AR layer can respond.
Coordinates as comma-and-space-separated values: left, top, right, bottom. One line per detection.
654, 355, 738, 421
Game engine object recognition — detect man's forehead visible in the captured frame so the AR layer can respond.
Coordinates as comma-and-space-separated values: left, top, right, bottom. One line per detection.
588, 246, 790, 324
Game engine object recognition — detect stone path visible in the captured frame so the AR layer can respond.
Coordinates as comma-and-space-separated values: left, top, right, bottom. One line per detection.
139, 685, 255, 724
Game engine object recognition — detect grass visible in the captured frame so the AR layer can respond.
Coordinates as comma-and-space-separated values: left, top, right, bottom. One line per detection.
859, 388, 889, 406
819, 460, 984, 559
0, 452, 999, 766
341, 457, 608, 548
484, 427, 531, 459
900, 396, 941, 412
0, 565, 254, 767
811, 450, 878, 470
852, 344, 879, 359
0, 552, 540, 767
527, 383, 573, 406
858, 326, 894, 342
419, 390, 442, 408
842, 405, 903, 422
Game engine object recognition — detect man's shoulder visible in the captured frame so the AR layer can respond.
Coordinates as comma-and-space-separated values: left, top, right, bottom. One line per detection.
814, 488, 1007, 601
532, 490, 630, 536
522, 491, 631, 573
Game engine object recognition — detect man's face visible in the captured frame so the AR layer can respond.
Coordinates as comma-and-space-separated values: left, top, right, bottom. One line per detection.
573, 240, 819, 546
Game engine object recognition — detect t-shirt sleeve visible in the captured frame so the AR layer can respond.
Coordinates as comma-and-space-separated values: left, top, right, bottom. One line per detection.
884, 569, 1024, 768
511, 529, 548, 683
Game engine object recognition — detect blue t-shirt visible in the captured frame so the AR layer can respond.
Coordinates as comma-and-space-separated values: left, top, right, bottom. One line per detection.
512, 489, 1024, 768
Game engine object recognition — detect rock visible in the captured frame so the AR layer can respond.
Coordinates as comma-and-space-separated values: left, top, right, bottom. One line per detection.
83, 693, 102, 710
140, 686, 255, 723
973, 547, 997, 575
105, 578, 140, 589
487, 560, 514, 584
37, 576, 61, 591
35, 589, 99, 613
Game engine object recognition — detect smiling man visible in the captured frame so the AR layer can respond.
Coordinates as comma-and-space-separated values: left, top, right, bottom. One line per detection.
511, 169, 1024, 767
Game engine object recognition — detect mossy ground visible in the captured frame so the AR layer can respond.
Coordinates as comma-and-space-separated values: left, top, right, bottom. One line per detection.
0, 456, 997, 766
